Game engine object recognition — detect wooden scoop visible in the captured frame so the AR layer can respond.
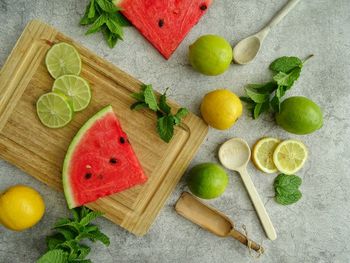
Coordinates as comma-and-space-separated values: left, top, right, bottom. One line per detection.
175, 192, 264, 253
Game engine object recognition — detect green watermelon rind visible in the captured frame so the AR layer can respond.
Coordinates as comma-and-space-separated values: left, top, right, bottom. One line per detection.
62, 105, 113, 209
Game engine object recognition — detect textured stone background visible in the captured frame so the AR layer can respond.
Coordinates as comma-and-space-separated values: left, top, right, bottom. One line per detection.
1, 0, 350, 262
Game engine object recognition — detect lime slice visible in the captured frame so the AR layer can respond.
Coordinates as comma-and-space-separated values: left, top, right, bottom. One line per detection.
45, 43, 82, 79
52, 75, 91, 112
36, 93, 73, 128
273, 140, 308, 175
252, 137, 280, 174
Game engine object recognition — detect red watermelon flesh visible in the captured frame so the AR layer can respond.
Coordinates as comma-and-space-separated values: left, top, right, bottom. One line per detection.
62, 105, 147, 208
117, 0, 213, 59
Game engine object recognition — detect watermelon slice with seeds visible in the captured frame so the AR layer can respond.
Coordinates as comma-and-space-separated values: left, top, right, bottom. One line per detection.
63, 105, 147, 208
116, 0, 213, 59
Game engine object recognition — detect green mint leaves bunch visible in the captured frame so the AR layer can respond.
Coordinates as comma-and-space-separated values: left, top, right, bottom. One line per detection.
241, 55, 313, 119
36, 207, 109, 263
131, 84, 189, 143
80, 0, 130, 48
273, 174, 302, 205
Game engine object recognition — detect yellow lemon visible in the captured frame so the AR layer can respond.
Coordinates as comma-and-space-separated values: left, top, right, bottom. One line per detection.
0, 185, 45, 231
200, 89, 243, 130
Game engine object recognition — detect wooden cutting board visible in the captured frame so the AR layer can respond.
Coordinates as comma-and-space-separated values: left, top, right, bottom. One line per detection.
0, 20, 208, 235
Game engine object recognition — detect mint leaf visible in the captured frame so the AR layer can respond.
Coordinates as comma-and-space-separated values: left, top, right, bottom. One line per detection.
106, 17, 123, 37
276, 190, 302, 205
89, 230, 110, 245
143, 85, 159, 111
80, 211, 103, 226
245, 87, 269, 103
159, 90, 171, 114
270, 95, 280, 113
36, 249, 68, 263
273, 67, 301, 87
130, 102, 148, 110
246, 82, 278, 93
157, 115, 175, 143
85, 15, 107, 35
46, 234, 65, 250
54, 218, 71, 228
114, 13, 131, 27
101, 26, 119, 48
72, 209, 80, 222
273, 174, 302, 205
269, 56, 303, 73
253, 101, 269, 119
96, 0, 118, 13
174, 108, 189, 124
88, 0, 96, 19
55, 227, 76, 240
79, 207, 90, 220
240, 96, 254, 104
76, 244, 91, 259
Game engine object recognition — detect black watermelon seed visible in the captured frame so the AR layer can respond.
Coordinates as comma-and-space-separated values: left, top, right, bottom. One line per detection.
158, 19, 164, 28
85, 173, 92, 179
200, 4, 207, 10
120, 137, 126, 144
109, 158, 117, 164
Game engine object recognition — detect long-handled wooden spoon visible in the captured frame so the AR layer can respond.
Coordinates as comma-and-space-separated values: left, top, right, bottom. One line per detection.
233, 0, 302, 64
218, 138, 277, 240
175, 192, 264, 253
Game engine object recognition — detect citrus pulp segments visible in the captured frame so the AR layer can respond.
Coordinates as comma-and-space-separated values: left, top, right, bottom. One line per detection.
45, 43, 82, 79
36, 92, 73, 128
52, 75, 91, 112
252, 138, 280, 174
273, 140, 308, 175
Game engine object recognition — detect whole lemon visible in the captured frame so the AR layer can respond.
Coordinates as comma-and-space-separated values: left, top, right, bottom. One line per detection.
0, 185, 45, 231
200, 89, 243, 130
189, 35, 233, 76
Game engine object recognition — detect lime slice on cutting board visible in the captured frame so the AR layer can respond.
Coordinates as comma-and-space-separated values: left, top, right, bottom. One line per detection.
45, 43, 82, 79
36, 92, 73, 128
52, 75, 91, 112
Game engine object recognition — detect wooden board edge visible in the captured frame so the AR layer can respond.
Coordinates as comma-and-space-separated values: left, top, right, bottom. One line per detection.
124, 115, 209, 235
0, 20, 57, 131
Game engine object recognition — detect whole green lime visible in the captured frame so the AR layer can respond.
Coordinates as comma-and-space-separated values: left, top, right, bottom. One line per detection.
276, 96, 323, 135
189, 35, 233, 76
187, 163, 228, 199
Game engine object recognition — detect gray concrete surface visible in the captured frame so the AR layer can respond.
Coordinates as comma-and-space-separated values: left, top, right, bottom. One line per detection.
1, 0, 350, 262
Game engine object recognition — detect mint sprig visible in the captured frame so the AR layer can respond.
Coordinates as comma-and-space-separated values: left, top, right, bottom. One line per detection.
240, 55, 313, 119
36, 207, 109, 263
131, 84, 189, 143
80, 0, 130, 48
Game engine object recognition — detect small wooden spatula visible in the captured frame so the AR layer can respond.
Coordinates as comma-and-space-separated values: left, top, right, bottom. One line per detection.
175, 192, 264, 253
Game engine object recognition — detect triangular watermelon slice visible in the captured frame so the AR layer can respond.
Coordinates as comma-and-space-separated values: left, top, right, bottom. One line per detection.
116, 0, 213, 59
62, 105, 147, 208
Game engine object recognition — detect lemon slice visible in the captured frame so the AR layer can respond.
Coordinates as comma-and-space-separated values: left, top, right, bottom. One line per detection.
45, 43, 81, 79
252, 137, 280, 173
36, 92, 73, 128
273, 140, 308, 175
52, 75, 91, 112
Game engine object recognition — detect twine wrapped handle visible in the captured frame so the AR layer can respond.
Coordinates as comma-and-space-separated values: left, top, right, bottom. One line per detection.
229, 225, 264, 257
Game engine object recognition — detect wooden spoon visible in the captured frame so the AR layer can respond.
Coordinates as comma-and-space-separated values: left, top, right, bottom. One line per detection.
218, 138, 277, 240
175, 192, 264, 253
233, 0, 302, 64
